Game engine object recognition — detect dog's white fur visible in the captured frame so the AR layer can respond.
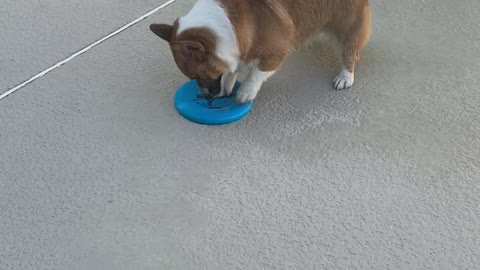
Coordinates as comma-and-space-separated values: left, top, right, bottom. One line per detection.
237, 64, 276, 103
334, 68, 355, 90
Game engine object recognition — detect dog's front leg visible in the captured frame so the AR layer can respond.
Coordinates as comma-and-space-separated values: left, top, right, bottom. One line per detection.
220, 72, 238, 97
236, 64, 276, 103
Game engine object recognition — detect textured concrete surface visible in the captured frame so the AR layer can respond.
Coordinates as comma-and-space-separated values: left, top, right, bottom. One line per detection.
0, 0, 167, 90
1, 0, 480, 269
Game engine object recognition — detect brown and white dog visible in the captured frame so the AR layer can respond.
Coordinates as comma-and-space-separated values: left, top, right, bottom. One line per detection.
150, 0, 371, 103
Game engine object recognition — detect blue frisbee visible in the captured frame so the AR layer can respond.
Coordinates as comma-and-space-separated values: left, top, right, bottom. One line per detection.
174, 80, 253, 125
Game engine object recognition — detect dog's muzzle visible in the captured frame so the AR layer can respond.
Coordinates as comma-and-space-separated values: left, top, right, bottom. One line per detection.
196, 75, 222, 100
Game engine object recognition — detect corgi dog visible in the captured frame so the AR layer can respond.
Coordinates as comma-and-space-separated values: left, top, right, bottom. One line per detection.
150, 0, 371, 103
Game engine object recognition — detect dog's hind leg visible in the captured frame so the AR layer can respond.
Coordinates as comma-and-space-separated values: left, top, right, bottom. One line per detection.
333, 5, 371, 90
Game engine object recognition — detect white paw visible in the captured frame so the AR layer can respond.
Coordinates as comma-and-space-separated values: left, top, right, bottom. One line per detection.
220, 72, 238, 97
234, 66, 274, 103
333, 68, 355, 90
236, 85, 258, 103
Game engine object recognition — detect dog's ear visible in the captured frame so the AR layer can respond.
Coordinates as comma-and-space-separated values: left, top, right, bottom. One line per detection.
150, 24, 174, 42
173, 41, 206, 61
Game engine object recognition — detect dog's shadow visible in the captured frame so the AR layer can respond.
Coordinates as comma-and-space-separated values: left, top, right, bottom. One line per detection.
244, 43, 366, 134
261, 44, 343, 107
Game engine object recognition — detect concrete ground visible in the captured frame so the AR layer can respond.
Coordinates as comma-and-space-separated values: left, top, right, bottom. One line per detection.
1, 0, 479, 269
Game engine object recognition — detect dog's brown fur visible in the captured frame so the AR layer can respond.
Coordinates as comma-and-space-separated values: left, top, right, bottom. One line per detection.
220, 0, 371, 72
151, 0, 371, 95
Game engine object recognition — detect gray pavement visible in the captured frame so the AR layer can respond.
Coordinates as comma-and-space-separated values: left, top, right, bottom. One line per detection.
1, 0, 479, 269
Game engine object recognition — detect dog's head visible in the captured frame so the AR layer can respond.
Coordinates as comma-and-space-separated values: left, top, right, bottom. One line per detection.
150, 22, 228, 98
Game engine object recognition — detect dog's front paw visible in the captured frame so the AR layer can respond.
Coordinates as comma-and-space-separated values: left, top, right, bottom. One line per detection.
333, 68, 355, 90
221, 72, 238, 97
236, 85, 258, 103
